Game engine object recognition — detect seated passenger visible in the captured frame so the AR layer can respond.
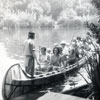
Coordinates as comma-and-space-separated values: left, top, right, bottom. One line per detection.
72, 38, 77, 44
67, 48, 77, 65
58, 46, 63, 55
60, 41, 69, 56
58, 46, 68, 67
71, 42, 79, 59
38, 47, 50, 71
76, 38, 83, 49
77, 37, 81, 41
53, 43, 59, 47
47, 47, 63, 71
47, 48, 52, 58
79, 45, 86, 57
81, 38, 90, 51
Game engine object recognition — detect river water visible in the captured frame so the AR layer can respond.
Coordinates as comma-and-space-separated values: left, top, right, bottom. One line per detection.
0, 27, 90, 99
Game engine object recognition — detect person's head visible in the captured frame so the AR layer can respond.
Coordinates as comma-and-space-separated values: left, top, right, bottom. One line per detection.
41, 47, 46, 54
66, 43, 69, 47
58, 46, 63, 54
90, 23, 97, 29
87, 39, 92, 44
86, 32, 91, 37
47, 48, 51, 54
72, 38, 77, 43
72, 42, 77, 48
53, 43, 59, 47
53, 47, 60, 55
60, 41, 66, 48
77, 37, 81, 41
82, 38, 86, 43
28, 32, 35, 39
69, 48, 75, 55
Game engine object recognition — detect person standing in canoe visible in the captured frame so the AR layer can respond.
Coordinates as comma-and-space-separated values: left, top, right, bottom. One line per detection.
24, 32, 40, 77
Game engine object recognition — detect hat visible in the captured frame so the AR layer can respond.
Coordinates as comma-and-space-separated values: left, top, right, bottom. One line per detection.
66, 43, 69, 46
54, 43, 59, 47
73, 37, 76, 40
47, 48, 51, 51
60, 40, 66, 45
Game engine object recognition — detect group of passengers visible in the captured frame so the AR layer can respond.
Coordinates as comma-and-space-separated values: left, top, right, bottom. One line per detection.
24, 31, 98, 77
36, 32, 99, 72
36, 39, 80, 72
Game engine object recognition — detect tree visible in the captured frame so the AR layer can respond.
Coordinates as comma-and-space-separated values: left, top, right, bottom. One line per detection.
92, 0, 100, 10
86, 1, 100, 100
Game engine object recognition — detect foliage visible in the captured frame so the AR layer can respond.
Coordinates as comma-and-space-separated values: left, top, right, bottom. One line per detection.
86, 52, 100, 100
92, 0, 100, 10
0, 0, 98, 28
85, 1, 100, 100
87, 22, 100, 44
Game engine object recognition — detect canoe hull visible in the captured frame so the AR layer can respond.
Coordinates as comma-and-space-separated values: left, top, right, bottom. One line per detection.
2, 57, 87, 100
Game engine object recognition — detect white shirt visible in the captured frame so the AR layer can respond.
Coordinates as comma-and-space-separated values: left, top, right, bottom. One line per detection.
24, 39, 35, 56
62, 46, 69, 55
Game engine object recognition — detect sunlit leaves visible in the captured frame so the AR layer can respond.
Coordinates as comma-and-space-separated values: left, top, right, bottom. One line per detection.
0, 0, 98, 28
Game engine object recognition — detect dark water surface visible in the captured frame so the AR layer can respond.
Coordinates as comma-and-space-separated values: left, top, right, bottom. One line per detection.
0, 27, 90, 99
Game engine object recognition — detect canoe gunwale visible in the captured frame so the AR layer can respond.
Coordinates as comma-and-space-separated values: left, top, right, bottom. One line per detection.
2, 56, 88, 100
5, 56, 86, 86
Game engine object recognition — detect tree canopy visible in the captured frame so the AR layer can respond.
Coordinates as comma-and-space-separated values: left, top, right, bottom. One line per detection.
0, 0, 98, 28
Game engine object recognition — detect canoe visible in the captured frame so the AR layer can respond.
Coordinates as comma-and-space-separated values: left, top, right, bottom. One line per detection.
2, 56, 88, 100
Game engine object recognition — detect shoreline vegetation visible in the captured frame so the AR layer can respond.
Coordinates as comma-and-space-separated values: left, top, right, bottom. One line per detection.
0, 13, 97, 29
86, 0, 100, 99
0, 0, 98, 29
0, 20, 88, 29
85, 22, 100, 100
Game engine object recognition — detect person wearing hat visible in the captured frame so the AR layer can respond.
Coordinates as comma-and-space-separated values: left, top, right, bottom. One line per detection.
60, 40, 69, 56
53, 43, 59, 47
24, 32, 40, 77
47, 48, 52, 58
